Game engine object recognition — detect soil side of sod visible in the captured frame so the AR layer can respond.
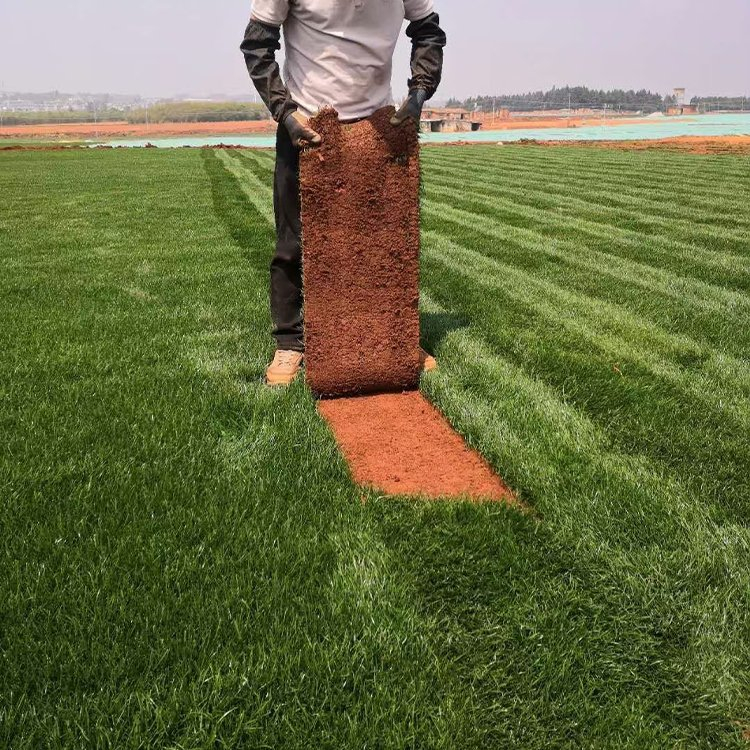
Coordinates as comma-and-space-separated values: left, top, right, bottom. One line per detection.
300, 107, 422, 397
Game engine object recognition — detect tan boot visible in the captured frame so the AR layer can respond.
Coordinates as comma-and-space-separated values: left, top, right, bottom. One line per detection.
266, 350, 304, 386
420, 348, 438, 373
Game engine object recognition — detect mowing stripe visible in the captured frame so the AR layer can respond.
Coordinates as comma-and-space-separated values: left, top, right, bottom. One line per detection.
424, 154, 750, 226
422, 196, 750, 316
419, 293, 736, 549
214, 150, 274, 225
426, 161, 750, 238
428, 147, 750, 196
422, 230, 750, 411
421, 245, 750, 516
425, 175, 750, 259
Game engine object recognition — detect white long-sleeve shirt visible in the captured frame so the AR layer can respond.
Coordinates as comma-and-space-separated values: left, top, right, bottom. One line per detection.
251, 0, 434, 120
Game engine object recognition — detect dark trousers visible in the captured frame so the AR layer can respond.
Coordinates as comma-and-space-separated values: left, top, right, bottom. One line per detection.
271, 122, 304, 352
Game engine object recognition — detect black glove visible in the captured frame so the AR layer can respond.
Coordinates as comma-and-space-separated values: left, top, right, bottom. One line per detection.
390, 88, 429, 127
284, 111, 323, 148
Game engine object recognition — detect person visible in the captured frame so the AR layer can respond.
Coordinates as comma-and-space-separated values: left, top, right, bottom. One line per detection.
241, 0, 446, 386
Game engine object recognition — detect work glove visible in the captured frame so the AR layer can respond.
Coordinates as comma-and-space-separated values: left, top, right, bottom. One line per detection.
284, 111, 323, 148
390, 89, 428, 127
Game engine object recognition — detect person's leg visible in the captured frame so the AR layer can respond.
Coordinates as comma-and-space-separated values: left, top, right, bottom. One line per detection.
270, 121, 304, 352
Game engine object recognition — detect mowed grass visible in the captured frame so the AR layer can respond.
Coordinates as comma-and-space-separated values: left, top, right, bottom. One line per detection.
1, 143, 749, 748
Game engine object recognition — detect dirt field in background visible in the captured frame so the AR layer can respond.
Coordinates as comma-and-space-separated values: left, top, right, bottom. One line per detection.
2, 116, 748, 155
0, 113, 669, 140
0, 119, 276, 140
475, 112, 650, 131
536, 135, 750, 155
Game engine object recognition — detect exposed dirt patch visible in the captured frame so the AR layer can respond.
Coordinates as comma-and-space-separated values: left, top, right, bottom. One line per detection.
319, 392, 514, 502
422, 134, 750, 155
475, 112, 650, 131
577, 135, 750, 155
0, 120, 275, 140
300, 107, 421, 396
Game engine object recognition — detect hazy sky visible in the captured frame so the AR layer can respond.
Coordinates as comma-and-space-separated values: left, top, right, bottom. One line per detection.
1, 0, 748, 100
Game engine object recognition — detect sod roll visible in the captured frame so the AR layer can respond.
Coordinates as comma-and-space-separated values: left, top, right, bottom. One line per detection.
300, 106, 422, 397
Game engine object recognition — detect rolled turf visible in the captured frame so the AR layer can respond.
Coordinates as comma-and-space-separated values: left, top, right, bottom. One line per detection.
300, 107, 422, 396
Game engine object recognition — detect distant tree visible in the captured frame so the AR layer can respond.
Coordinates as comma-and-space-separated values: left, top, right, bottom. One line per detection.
691, 96, 748, 112
449, 86, 668, 114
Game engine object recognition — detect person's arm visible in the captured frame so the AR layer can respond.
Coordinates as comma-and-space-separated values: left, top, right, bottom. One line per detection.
240, 9, 321, 146
391, 10, 447, 126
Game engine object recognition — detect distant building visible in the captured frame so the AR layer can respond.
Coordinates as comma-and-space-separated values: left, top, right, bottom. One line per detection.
667, 104, 699, 116
666, 87, 699, 116
420, 107, 482, 133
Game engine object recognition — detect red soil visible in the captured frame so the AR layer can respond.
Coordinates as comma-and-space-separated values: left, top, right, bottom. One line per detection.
0, 119, 275, 140
575, 135, 750, 155
475, 112, 650, 131
422, 135, 750, 156
300, 107, 422, 397
318, 392, 514, 502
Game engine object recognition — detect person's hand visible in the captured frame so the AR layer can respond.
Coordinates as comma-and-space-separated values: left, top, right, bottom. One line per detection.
390, 89, 428, 127
283, 111, 322, 148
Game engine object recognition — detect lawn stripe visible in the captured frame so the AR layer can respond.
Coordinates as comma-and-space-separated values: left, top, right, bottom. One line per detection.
213, 149, 274, 225
426, 155, 750, 224
428, 147, 750, 195
425, 180, 750, 279
416, 294, 750, 743
421, 197, 750, 343
425, 151, 750, 219
4, 144, 750, 747
420, 236, 750, 517
426, 160, 750, 236
422, 228, 750, 411
233, 148, 276, 178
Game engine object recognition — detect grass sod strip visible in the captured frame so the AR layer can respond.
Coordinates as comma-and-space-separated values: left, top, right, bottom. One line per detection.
2, 146, 750, 747
300, 107, 421, 396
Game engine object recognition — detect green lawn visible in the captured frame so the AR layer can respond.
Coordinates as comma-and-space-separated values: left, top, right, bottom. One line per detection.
1, 144, 749, 748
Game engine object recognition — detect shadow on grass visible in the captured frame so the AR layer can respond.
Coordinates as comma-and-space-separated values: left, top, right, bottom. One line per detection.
201, 148, 273, 266
420, 310, 469, 355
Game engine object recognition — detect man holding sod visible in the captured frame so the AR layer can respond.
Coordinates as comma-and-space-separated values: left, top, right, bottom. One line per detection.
241, 0, 446, 386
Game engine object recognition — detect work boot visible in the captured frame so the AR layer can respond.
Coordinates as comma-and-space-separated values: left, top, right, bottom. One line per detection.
266, 349, 304, 386
420, 348, 438, 373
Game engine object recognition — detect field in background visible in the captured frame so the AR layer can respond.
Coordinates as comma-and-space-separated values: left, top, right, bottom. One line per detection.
4, 111, 750, 146
1, 145, 749, 748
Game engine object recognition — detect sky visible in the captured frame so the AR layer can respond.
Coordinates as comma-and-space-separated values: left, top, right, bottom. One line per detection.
0, 0, 748, 100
